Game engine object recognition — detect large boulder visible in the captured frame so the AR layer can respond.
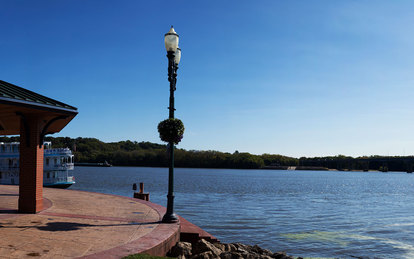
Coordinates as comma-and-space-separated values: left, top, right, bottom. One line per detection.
233, 243, 251, 253
191, 251, 215, 259
213, 243, 225, 251
169, 242, 193, 258
223, 243, 237, 252
272, 251, 294, 259
193, 239, 222, 257
249, 244, 273, 258
220, 251, 244, 259
251, 245, 265, 254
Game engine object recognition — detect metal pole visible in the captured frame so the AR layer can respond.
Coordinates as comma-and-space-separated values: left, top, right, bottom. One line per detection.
162, 51, 179, 223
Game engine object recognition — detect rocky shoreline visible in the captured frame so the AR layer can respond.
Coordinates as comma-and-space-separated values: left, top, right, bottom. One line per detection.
168, 239, 301, 259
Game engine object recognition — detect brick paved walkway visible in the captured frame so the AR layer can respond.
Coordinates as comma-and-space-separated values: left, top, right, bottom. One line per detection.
0, 185, 179, 259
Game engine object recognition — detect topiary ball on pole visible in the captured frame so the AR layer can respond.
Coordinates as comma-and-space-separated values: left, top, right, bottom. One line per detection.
158, 118, 185, 145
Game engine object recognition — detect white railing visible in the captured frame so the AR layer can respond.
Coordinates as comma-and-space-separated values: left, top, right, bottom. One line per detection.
44, 148, 72, 155
1, 164, 74, 171
44, 163, 74, 170
1, 148, 72, 155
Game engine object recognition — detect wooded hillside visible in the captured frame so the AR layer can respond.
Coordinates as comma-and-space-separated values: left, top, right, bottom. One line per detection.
1, 136, 413, 171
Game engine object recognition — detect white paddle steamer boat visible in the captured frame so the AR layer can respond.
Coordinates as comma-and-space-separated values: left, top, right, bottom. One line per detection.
0, 141, 75, 188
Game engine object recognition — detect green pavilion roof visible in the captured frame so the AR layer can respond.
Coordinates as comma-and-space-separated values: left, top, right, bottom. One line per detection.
0, 80, 77, 112
0, 80, 78, 135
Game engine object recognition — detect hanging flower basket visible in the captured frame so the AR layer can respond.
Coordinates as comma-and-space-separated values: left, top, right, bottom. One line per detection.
158, 118, 185, 144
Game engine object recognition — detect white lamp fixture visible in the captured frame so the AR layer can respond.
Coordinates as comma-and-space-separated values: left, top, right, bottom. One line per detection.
174, 48, 181, 65
164, 26, 179, 52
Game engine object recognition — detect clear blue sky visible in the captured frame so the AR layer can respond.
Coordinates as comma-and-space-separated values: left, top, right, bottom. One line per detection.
1, 1, 414, 158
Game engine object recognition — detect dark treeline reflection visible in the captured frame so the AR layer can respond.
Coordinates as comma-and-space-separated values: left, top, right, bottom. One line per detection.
1, 136, 413, 171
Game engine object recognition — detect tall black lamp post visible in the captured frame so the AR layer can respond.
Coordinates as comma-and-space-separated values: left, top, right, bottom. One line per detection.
162, 26, 181, 223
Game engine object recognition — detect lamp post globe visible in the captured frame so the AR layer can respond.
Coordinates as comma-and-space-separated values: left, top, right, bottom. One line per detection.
162, 26, 180, 223
164, 26, 179, 53
174, 48, 181, 65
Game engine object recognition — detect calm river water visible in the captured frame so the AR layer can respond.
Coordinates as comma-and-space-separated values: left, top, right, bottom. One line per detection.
70, 167, 414, 258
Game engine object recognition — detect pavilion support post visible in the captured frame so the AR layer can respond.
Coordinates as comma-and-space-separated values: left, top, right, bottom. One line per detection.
18, 115, 44, 213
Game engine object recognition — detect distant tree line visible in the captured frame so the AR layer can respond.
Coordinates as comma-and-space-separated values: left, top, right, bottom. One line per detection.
0, 136, 296, 169
0, 136, 413, 171
299, 155, 414, 172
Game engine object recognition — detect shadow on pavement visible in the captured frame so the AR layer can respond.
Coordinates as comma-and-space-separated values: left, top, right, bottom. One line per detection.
0, 220, 161, 231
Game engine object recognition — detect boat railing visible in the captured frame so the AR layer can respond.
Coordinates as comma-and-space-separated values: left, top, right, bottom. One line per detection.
1, 148, 72, 155
56, 176, 73, 183
0, 167, 19, 174
44, 148, 72, 155
0, 166, 19, 170
0, 151, 20, 155
44, 163, 74, 170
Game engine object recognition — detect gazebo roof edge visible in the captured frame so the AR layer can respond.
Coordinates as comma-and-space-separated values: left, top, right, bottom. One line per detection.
0, 80, 78, 113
